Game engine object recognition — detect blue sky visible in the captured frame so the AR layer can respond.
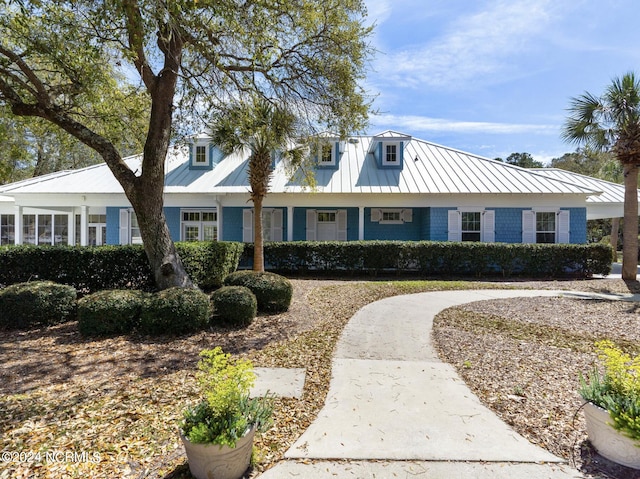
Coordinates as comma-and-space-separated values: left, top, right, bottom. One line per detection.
363, 0, 640, 164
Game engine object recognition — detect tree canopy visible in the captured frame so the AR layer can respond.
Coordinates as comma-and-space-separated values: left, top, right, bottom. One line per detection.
562, 72, 640, 280
0, 0, 374, 289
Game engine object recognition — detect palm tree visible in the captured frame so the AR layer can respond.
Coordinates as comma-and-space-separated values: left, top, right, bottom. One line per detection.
209, 98, 302, 272
562, 72, 640, 280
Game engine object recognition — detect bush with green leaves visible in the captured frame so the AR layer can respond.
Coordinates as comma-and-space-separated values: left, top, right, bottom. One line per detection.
224, 271, 293, 313
0, 241, 244, 292
580, 340, 640, 441
0, 281, 77, 329
241, 241, 613, 278
181, 347, 273, 447
77, 289, 149, 336
211, 286, 257, 326
139, 287, 211, 335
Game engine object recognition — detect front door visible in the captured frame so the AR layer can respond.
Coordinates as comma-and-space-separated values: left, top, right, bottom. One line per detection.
88, 223, 106, 246
316, 212, 337, 241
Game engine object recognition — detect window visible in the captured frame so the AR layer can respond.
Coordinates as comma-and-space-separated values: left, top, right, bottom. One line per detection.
385, 143, 397, 163
317, 211, 336, 222
448, 209, 495, 243
1, 214, 14, 245
461, 211, 481, 242
320, 144, 333, 164
382, 211, 401, 222
195, 145, 207, 164
522, 210, 570, 244
22, 213, 68, 245
536, 212, 556, 244
181, 209, 218, 242
371, 208, 412, 224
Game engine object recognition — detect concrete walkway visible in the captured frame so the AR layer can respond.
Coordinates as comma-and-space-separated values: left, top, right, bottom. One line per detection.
258, 290, 595, 479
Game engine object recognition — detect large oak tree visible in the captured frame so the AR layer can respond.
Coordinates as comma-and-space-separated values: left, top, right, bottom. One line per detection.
0, 0, 372, 289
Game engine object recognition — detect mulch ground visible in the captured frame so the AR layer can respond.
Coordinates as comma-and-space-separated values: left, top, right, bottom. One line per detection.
1, 276, 639, 478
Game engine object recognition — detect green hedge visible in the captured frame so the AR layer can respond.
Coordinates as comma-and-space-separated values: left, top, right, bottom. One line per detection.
242, 241, 612, 278
0, 242, 244, 292
0, 281, 77, 329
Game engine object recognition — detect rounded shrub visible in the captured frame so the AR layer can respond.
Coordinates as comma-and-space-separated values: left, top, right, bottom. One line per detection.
0, 280, 77, 330
210, 286, 257, 326
223, 271, 293, 313
139, 287, 211, 335
77, 289, 149, 336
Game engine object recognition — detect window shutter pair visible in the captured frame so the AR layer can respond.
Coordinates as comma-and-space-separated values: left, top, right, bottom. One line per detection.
242, 209, 283, 242
521, 210, 570, 244
448, 210, 495, 242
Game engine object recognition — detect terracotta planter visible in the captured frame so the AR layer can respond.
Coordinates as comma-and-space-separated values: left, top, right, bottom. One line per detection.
181, 426, 255, 479
584, 401, 640, 469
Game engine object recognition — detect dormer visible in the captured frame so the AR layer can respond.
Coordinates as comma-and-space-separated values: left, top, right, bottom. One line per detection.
311, 133, 344, 170
188, 136, 223, 171
370, 131, 411, 170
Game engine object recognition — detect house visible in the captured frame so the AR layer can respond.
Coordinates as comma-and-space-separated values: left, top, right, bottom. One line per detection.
0, 131, 635, 248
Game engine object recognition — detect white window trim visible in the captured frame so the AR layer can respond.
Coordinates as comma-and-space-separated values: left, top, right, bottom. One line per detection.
448, 208, 495, 243
181, 208, 218, 242
318, 143, 335, 166
522, 209, 570, 244
119, 209, 143, 245
192, 143, 209, 166
382, 141, 400, 165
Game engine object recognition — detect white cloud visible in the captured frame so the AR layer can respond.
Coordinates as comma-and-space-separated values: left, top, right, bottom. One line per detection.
379, 0, 558, 89
364, 0, 392, 26
374, 113, 557, 135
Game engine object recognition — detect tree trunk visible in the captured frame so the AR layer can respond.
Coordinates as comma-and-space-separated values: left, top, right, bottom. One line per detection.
253, 196, 265, 272
611, 217, 620, 262
621, 163, 639, 280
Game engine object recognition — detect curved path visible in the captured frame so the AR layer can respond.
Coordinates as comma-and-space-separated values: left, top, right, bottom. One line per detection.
259, 290, 608, 479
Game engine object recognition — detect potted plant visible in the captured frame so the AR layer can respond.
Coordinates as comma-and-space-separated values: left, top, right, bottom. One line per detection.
579, 340, 640, 469
180, 347, 274, 479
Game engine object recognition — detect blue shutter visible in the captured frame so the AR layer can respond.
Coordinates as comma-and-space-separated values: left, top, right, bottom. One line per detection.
188, 143, 194, 165
208, 143, 214, 167
334, 141, 340, 164
377, 142, 382, 164
399, 141, 404, 165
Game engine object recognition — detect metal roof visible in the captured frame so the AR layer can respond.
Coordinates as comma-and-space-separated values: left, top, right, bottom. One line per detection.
0, 133, 601, 197
533, 168, 636, 204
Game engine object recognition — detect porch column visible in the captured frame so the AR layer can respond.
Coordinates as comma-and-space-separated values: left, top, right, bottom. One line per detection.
80, 205, 88, 246
14, 205, 22, 245
215, 197, 222, 240
358, 206, 365, 240
287, 206, 294, 241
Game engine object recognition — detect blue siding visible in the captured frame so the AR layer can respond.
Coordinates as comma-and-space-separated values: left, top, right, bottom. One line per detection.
106, 206, 122, 245
419, 208, 430, 240
429, 208, 450, 241
165, 207, 181, 242
221, 206, 288, 242
567, 207, 587, 244
346, 207, 358, 241
364, 208, 422, 240
293, 207, 307, 241
494, 208, 524, 243
223, 207, 244, 242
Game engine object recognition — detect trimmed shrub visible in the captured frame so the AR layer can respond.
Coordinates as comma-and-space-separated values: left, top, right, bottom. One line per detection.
211, 286, 257, 326
77, 290, 149, 336
224, 271, 293, 313
0, 281, 77, 330
139, 287, 211, 335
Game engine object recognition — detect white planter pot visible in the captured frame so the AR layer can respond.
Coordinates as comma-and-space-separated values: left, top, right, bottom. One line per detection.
584, 401, 640, 469
181, 426, 255, 479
